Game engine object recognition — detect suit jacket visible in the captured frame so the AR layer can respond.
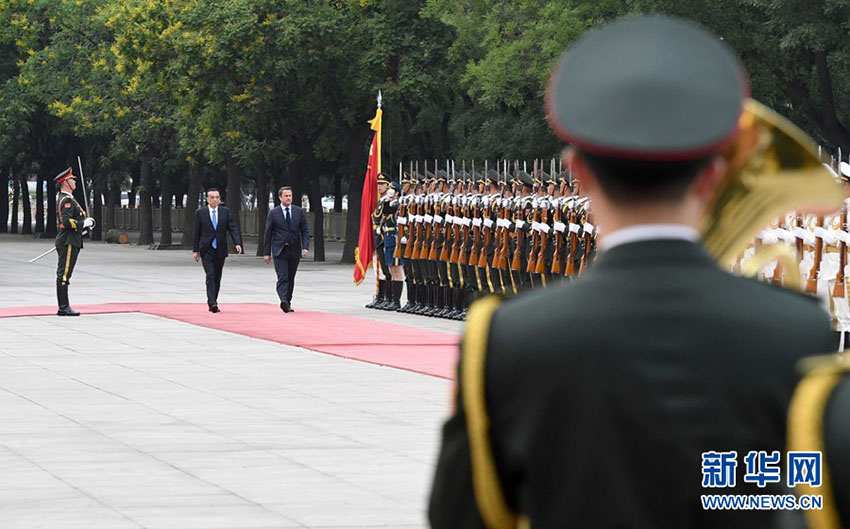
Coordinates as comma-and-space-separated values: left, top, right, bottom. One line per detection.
430, 239, 833, 529
192, 206, 242, 257
263, 205, 310, 257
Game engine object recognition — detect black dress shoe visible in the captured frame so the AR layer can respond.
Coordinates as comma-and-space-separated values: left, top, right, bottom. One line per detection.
57, 306, 80, 316
280, 302, 291, 313
209, 305, 220, 313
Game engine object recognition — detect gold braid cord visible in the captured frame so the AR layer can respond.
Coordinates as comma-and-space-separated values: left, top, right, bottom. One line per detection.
787, 358, 850, 529
462, 296, 529, 529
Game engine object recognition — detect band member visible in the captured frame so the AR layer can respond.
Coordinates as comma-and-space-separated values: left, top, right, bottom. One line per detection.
55, 168, 93, 316
430, 16, 834, 528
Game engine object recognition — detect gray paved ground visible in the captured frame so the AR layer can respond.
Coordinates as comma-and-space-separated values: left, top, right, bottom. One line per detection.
0, 234, 461, 529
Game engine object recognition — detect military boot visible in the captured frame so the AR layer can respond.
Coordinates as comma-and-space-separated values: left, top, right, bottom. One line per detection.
56, 284, 80, 316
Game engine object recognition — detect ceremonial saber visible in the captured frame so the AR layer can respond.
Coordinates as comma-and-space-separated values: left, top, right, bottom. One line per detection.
77, 155, 95, 237
29, 246, 56, 263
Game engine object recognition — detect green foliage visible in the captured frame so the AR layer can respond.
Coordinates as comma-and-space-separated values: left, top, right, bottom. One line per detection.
2, 0, 849, 239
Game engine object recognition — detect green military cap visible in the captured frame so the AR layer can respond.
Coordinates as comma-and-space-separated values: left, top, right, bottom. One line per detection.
54, 167, 76, 184
515, 170, 534, 190
558, 170, 569, 184
377, 172, 392, 185
542, 170, 557, 186
546, 15, 747, 160
436, 170, 449, 184
425, 170, 436, 183
470, 170, 483, 185
486, 169, 500, 185
401, 171, 414, 185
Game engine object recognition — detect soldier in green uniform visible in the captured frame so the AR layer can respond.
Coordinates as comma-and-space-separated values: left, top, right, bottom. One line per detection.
429, 16, 834, 528
54, 167, 93, 316
787, 357, 850, 529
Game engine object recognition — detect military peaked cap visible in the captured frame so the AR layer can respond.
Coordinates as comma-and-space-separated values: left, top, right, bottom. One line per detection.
516, 170, 534, 189
377, 172, 392, 185
54, 167, 76, 184
546, 16, 747, 160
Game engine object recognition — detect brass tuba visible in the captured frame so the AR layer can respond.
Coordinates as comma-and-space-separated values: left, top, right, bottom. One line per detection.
701, 99, 844, 283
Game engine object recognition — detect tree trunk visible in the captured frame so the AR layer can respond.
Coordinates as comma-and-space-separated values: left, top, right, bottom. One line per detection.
138, 152, 154, 246
225, 154, 242, 253
255, 160, 269, 256
159, 170, 172, 246
342, 128, 370, 263
92, 177, 104, 241
0, 167, 8, 233
19, 173, 32, 234
293, 134, 325, 261
128, 168, 138, 208
333, 174, 343, 212
104, 182, 119, 233
45, 173, 56, 236
814, 51, 850, 153
35, 173, 44, 233
182, 161, 203, 247
10, 170, 19, 234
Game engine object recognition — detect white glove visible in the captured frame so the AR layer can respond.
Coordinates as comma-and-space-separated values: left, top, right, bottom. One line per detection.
83, 217, 95, 229
400, 236, 408, 245
761, 230, 778, 245
386, 188, 396, 199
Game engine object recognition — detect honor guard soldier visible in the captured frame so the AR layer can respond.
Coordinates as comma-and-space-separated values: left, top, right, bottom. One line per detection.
366, 172, 397, 310
54, 167, 93, 316
396, 170, 417, 312
381, 179, 405, 311
430, 15, 834, 529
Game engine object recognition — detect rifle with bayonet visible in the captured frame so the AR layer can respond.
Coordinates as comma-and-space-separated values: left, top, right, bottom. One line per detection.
834, 207, 848, 298
393, 162, 406, 260
805, 215, 825, 294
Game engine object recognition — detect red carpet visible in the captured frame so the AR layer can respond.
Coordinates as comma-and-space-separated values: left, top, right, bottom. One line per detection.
0, 303, 460, 379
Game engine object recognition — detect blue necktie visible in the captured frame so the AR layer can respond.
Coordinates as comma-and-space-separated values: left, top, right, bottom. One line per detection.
211, 209, 218, 249
285, 207, 291, 226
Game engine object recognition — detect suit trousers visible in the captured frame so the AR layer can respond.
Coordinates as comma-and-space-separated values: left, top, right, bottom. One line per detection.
201, 251, 225, 307
273, 247, 300, 303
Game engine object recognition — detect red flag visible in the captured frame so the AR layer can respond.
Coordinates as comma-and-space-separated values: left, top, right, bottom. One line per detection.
354, 108, 382, 285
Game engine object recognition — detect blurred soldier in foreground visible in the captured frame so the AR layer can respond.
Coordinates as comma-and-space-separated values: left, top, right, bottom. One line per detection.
430, 15, 834, 529
55, 168, 93, 316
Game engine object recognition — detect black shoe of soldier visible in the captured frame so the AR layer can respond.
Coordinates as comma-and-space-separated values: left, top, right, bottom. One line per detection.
57, 306, 80, 316
280, 301, 291, 313
385, 301, 401, 311
209, 305, 220, 313
365, 297, 382, 309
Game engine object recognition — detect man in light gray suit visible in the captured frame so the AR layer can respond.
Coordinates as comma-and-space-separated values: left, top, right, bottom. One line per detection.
263, 186, 310, 313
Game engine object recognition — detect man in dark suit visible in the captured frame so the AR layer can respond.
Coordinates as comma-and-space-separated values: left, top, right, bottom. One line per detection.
192, 188, 242, 313
429, 16, 835, 529
263, 186, 310, 313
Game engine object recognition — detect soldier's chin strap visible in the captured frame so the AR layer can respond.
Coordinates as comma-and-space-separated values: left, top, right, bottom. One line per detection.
461, 296, 529, 529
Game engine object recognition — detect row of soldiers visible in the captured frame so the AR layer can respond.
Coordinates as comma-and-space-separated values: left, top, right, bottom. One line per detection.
365, 160, 596, 320
745, 193, 850, 350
